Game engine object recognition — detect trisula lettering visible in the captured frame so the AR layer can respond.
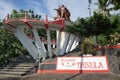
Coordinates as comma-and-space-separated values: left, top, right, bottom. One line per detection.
77, 62, 104, 68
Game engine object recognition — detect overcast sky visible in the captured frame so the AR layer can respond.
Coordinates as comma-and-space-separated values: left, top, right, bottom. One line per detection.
0, 0, 98, 21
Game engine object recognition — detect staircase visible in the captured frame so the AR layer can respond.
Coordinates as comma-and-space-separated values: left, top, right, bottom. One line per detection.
0, 55, 37, 76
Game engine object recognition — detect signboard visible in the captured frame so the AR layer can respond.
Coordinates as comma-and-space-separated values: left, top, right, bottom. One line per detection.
56, 56, 109, 73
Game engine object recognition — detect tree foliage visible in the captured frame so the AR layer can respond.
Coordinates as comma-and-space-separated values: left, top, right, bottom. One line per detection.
66, 18, 88, 37
0, 21, 3, 27
67, 12, 120, 45
67, 12, 111, 36
0, 29, 26, 65
94, 0, 111, 17
90, 12, 111, 35
110, 0, 120, 10
10, 9, 41, 20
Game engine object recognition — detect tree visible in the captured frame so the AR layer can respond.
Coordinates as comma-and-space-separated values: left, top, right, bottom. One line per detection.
109, 14, 120, 33
95, 0, 111, 17
90, 12, 111, 35
66, 0, 120, 45
109, 0, 120, 10
0, 29, 26, 65
0, 20, 3, 28
94, 14, 120, 45
66, 12, 113, 44
66, 18, 88, 37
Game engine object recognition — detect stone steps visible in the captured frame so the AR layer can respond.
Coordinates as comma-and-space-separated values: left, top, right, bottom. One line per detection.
0, 66, 36, 76
0, 68, 31, 72
7, 63, 36, 67
0, 71, 26, 76
0, 66, 34, 69
0, 55, 37, 76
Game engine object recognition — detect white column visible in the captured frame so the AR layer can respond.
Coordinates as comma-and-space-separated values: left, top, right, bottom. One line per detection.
55, 31, 61, 56
46, 29, 52, 58
70, 36, 79, 51
14, 28, 38, 60
32, 28, 47, 59
59, 32, 70, 55
66, 34, 76, 53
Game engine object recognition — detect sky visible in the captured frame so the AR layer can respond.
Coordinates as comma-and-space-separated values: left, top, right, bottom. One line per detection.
0, 0, 98, 21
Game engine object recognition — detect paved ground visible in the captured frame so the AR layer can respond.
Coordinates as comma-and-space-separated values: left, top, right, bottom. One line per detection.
21, 73, 120, 80
0, 73, 119, 80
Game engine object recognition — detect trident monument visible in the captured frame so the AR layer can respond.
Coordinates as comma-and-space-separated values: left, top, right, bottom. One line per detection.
4, 8, 79, 61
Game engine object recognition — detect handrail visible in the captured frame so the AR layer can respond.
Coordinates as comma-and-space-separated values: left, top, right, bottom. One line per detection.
5, 12, 56, 21
4, 12, 65, 31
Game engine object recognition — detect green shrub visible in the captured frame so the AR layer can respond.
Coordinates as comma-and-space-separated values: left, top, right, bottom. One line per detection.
81, 38, 93, 54
98, 34, 108, 46
110, 32, 120, 45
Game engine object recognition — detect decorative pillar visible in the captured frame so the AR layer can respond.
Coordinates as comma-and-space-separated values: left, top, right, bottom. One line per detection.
45, 15, 52, 58
59, 32, 70, 55
14, 28, 38, 60
32, 28, 47, 59
66, 34, 76, 53
55, 31, 61, 56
